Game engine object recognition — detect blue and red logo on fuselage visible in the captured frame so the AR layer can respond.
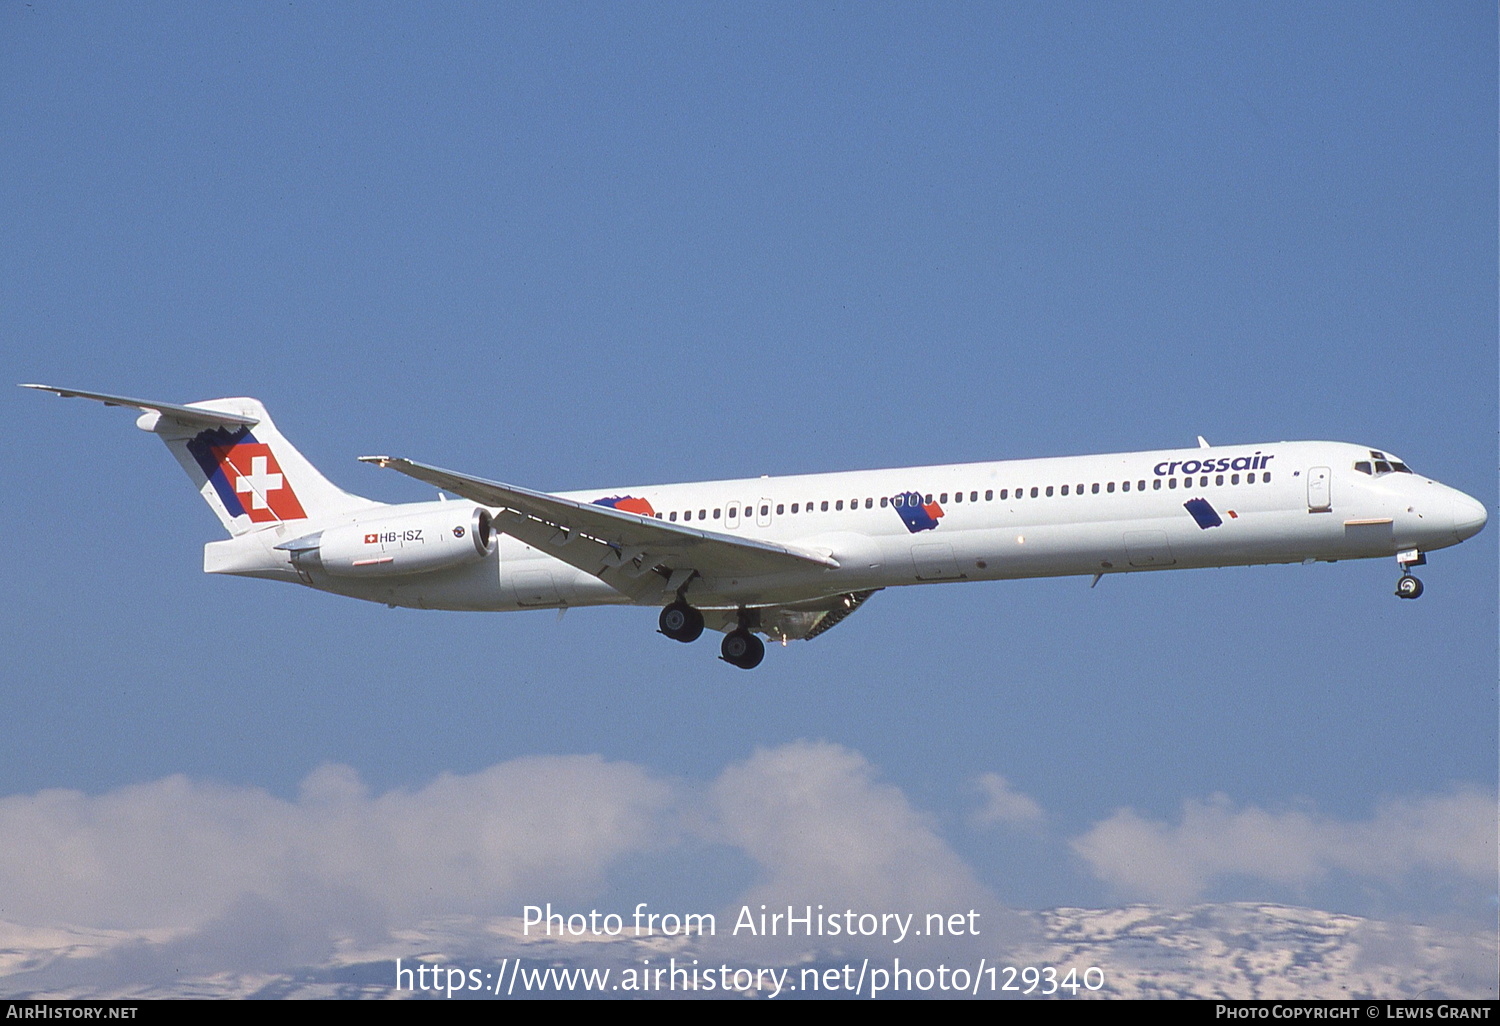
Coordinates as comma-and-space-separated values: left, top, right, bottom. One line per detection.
593, 495, 657, 518
893, 491, 944, 533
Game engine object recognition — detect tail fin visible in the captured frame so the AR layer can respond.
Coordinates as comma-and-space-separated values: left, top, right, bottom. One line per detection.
23, 385, 381, 536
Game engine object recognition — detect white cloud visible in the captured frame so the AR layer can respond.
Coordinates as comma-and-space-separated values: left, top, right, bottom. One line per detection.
1071, 789, 1498, 904
0, 743, 997, 956
970, 772, 1045, 829
0, 756, 673, 932
711, 741, 993, 914
2, 746, 1492, 987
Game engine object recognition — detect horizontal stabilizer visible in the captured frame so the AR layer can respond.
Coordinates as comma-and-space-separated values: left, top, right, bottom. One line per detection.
20, 384, 260, 428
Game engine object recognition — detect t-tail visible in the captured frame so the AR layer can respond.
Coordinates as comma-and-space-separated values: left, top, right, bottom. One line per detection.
21, 385, 381, 535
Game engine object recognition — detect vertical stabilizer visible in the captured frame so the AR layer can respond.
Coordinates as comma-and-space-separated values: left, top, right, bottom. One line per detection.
23, 386, 382, 536
152, 398, 382, 535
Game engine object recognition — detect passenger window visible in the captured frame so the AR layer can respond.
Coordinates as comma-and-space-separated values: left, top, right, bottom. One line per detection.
1231, 474, 1239, 485
971, 491, 979, 502
1030, 487, 1038, 498
1122, 481, 1130, 492
1153, 479, 1161, 490
684, 510, 692, 521
940, 493, 949, 504
713, 508, 721, 518
821, 500, 829, 511
865, 498, 873, 509
1263, 472, 1271, 483
670, 512, 678, 522
880, 496, 888, 507
1076, 483, 1084, 495
954, 491, 963, 503
925, 494, 933, 504
1045, 486, 1054, 497
892, 496, 903, 508
760, 505, 769, 516
791, 503, 799, 513
1107, 482, 1115, 493
1000, 489, 1008, 500
1247, 473, 1255, 484
1168, 478, 1177, 489
1138, 480, 1145, 491
836, 500, 844, 511
1091, 483, 1100, 494
1215, 475, 1223, 486
985, 490, 993, 501
1060, 484, 1069, 496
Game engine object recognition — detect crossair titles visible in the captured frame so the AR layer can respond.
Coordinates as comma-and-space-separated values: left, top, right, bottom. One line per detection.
1154, 452, 1275, 476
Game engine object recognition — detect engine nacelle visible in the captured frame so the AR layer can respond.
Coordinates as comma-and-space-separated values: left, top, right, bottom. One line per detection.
281, 507, 496, 578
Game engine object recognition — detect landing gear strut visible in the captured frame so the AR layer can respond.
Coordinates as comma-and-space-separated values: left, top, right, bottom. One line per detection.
658, 601, 704, 642
720, 629, 765, 670
1395, 549, 1426, 600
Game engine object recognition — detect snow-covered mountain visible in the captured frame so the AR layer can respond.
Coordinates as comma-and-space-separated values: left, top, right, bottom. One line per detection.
2, 903, 1493, 1000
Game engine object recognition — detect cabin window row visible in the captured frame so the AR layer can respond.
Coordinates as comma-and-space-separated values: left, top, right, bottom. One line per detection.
997, 471, 1272, 499
656, 472, 1272, 522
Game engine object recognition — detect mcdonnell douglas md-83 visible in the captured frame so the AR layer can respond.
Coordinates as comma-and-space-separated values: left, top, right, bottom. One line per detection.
25, 385, 1487, 669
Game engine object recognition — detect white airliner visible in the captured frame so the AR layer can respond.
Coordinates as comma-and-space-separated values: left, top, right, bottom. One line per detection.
25, 385, 1487, 669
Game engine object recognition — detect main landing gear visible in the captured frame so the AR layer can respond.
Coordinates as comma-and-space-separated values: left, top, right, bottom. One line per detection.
658, 601, 704, 642
720, 629, 765, 670
1394, 549, 1426, 600
658, 600, 766, 669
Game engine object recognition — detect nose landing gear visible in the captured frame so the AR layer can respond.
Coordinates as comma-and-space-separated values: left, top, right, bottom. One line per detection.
1395, 549, 1426, 600
1395, 574, 1423, 600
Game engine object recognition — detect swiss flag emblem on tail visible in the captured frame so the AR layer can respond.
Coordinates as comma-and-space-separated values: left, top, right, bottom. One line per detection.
213, 442, 307, 522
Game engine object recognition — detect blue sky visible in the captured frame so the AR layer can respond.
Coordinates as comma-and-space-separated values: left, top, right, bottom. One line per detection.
2, 1, 1494, 986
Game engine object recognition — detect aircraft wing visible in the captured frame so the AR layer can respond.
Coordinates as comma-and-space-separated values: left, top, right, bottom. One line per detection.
358, 456, 841, 603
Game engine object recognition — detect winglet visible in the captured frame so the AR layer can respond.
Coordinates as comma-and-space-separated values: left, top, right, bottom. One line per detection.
1197, 435, 1211, 449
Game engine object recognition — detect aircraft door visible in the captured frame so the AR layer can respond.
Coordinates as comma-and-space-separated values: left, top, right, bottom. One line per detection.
1124, 530, 1175, 567
726, 502, 741, 529
756, 498, 772, 528
512, 568, 561, 606
1307, 466, 1331, 512
911, 541, 963, 580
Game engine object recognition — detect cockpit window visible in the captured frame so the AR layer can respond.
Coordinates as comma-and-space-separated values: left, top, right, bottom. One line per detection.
1357, 451, 1414, 476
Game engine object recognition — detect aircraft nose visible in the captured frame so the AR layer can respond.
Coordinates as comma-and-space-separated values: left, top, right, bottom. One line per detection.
1452, 492, 1488, 541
